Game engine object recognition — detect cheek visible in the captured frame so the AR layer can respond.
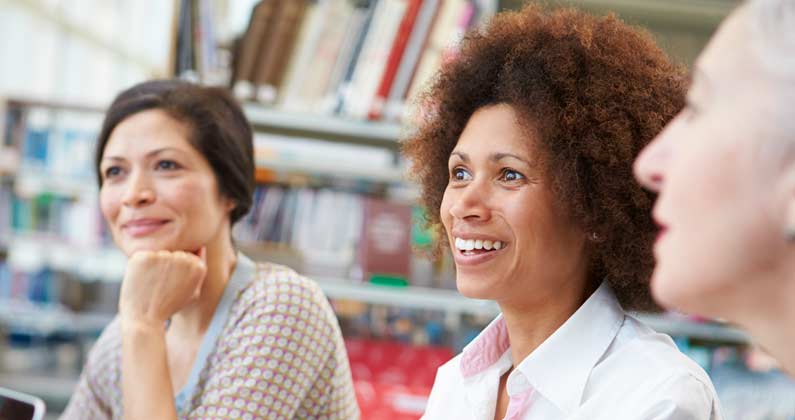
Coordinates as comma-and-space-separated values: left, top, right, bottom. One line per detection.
439, 188, 454, 229
99, 187, 121, 222
169, 178, 230, 227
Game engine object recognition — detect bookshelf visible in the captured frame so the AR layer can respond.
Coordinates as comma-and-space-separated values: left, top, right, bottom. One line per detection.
0, 95, 754, 339
244, 103, 404, 148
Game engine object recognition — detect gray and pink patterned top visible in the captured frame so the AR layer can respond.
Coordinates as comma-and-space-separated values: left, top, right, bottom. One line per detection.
60, 253, 360, 420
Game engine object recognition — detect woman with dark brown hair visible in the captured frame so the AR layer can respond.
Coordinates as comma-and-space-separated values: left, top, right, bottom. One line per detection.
405, 5, 721, 420
60, 80, 359, 420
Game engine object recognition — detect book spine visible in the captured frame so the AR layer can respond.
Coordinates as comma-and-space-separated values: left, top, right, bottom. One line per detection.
367, 0, 424, 120
382, 0, 441, 121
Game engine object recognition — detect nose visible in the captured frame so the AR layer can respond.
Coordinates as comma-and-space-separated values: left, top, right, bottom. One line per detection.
634, 132, 671, 193
448, 179, 492, 222
121, 170, 155, 208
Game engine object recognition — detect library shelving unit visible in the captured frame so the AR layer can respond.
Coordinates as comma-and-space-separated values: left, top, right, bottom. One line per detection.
0, 96, 752, 410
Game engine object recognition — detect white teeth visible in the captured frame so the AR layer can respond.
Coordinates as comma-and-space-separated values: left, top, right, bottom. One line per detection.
453, 237, 504, 251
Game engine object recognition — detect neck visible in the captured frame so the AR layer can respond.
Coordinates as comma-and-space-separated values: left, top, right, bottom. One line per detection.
499, 277, 595, 368
730, 271, 795, 375
170, 235, 237, 338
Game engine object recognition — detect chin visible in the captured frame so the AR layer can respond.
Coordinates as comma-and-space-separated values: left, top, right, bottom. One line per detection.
456, 273, 498, 301
118, 238, 183, 255
651, 270, 706, 315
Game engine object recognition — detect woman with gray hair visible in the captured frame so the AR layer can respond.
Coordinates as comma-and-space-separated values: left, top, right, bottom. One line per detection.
635, 0, 795, 374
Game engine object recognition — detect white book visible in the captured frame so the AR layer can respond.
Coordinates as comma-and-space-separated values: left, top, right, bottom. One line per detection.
278, 0, 331, 111
383, 0, 441, 121
342, 0, 408, 119
319, 5, 370, 115
405, 0, 468, 113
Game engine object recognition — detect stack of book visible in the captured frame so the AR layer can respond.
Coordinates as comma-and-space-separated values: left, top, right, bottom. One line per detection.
231, 0, 495, 121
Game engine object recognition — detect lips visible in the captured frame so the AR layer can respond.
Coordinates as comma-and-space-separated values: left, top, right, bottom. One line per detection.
122, 218, 170, 237
450, 231, 509, 267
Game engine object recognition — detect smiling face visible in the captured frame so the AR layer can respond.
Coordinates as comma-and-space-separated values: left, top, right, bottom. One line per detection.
440, 104, 590, 306
634, 7, 795, 318
99, 109, 234, 256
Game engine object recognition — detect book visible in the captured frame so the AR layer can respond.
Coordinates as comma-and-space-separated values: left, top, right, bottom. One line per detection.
382, 0, 440, 121
358, 197, 412, 282
291, 0, 357, 113
252, 0, 309, 103
332, 0, 379, 114
233, 0, 283, 98
341, 0, 408, 119
404, 0, 471, 116
367, 0, 424, 120
277, 0, 331, 110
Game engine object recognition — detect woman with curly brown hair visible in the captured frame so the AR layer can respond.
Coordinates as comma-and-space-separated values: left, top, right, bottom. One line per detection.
405, 5, 722, 420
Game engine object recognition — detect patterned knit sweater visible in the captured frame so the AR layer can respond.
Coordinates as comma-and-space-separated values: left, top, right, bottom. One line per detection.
60, 254, 360, 420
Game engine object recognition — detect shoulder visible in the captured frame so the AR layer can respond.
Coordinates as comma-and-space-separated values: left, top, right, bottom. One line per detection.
586, 316, 721, 418
423, 354, 465, 413
238, 262, 336, 321
228, 261, 343, 348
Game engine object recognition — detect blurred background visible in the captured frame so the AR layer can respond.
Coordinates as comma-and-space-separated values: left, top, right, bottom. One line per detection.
1, 0, 793, 419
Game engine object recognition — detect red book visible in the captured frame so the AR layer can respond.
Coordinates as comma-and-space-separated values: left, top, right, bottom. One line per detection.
367, 0, 424, 120
359, 197, 412, 281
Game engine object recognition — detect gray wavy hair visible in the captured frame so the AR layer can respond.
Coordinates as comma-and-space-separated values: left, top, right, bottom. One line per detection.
747, 0, 795, 79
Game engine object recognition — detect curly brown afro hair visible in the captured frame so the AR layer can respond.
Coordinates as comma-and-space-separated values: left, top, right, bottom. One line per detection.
402, 4, 686, 311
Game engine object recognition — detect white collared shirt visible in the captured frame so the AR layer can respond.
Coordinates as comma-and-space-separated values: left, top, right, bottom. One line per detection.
422, 282, 723, 420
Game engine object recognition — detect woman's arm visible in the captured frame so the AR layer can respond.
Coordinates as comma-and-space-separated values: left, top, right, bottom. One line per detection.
119, 250, 206, 420
120, 319, 176, 420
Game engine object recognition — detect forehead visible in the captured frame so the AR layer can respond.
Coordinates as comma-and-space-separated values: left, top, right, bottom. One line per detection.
454, 104, 536, 157
696, 8, 760, 89
103, 109, 194, 156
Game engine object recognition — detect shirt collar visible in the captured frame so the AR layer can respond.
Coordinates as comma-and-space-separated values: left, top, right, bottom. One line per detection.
459, 281, 625, 414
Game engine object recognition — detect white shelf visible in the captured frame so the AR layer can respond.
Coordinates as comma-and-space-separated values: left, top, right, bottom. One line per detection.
14, 171, 97, 198
316, 278, 500, 317
0, 300, 113, 336
6, 236, 126, 282
244, 104, 405, 146
257, 158, 405, 184
315, 279, 749, 344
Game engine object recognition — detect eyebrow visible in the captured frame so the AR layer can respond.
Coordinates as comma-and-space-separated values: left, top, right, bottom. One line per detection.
450, 151, 531, 166
102, 147, 185, 162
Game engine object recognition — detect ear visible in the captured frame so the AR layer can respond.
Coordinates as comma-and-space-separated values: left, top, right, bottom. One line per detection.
225, 199, 237, 214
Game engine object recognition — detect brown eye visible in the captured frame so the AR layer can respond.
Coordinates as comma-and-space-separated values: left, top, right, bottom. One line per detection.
451, 167, 473, 181
500, 168, 525, 182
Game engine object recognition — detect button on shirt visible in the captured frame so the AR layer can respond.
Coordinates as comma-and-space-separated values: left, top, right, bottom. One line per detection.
422, 282, 723, 420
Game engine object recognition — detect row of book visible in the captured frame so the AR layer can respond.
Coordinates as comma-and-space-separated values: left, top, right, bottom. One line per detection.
0, 260, 120, 313
231, 0, 496, 121
4, 103, 100, 188
233, 184, 428, 283
173, 0, 224, 84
